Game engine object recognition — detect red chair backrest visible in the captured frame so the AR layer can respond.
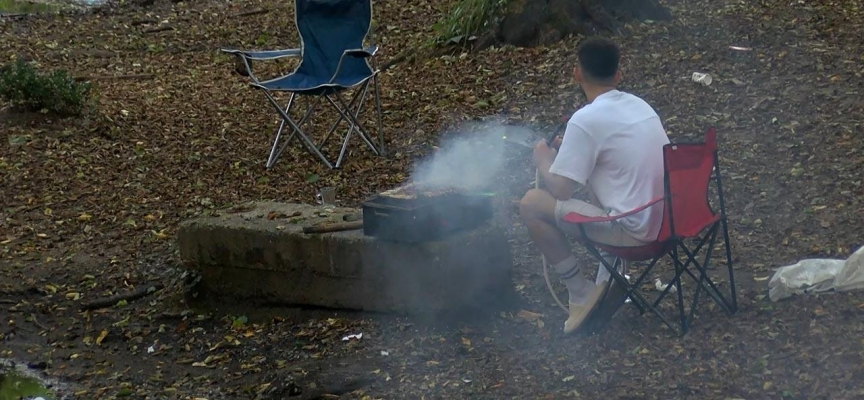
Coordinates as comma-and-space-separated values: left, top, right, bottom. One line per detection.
655, 128, 720, 241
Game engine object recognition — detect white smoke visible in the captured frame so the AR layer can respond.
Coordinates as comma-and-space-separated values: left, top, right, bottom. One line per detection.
409, 119, 537, 190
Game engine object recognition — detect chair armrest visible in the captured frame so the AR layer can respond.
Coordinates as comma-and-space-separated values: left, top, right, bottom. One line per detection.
343, 45, 378, 58
221, 48, 302, 60
562, 197, 665, 224
326, 46, 379, 84
221, 48, 301, 82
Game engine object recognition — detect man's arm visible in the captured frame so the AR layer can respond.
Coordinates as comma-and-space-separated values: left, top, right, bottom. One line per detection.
533, 141, 581, 201
539, 121, 598, 201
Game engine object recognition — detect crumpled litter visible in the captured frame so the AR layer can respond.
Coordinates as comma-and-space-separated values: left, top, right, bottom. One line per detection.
654, 278, 678, 293
342, 333, 363, 341
768, 245, 864, 302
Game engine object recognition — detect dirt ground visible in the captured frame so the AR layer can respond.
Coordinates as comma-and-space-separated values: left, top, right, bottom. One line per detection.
2, 0, 863, 398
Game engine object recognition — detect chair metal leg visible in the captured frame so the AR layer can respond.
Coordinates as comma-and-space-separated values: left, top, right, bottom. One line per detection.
255, 74, 384, 169
325, 93, 355, 169
671, 247, 688, 335
316, 79, 383, 166
677, 228, 735, 314
714, 152, 738, 314
318, 86, 365, 149
653, 228, 727, 311
288, 95, 322, 151
623, 255, 666, 314
268, 94, 324, 169
721, 215, 738, 313
262, 90, 334, 169
687, 247, 708, 331
679, 229, 720, 331
652, 253, 688, 309
266, 93, 295, 169
327, 92, 380, 159
335, 89, 377, 154
373, 73, 384, 156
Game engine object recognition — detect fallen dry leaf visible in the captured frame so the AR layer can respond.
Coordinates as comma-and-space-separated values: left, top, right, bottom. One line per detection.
517, 310, 543, 322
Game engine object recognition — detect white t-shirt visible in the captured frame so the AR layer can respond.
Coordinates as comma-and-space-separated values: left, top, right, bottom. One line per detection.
549, 89, 669, 242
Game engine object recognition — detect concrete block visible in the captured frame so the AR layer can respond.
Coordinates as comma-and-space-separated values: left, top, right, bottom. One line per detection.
177, 202, 517, 314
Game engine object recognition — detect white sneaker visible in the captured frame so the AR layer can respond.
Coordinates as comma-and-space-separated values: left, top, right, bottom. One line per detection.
563, 285, 606, 334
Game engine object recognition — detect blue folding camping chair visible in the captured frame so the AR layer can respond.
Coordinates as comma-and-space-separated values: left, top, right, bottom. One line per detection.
221, 0, 383, 169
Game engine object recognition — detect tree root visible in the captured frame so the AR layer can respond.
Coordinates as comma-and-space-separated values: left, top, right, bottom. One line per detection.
80, 283, 165, 311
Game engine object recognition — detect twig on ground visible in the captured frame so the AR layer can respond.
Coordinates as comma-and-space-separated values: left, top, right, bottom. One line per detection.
233, 8, 269, 17
131, 18, 157, 26
0, 287, 39, 296
379, 45, 449, 73
30, 313, 49, 331
1, 299, 17, 305
294, 379, 371, 400
144, 26, 173, 34
74, 74, 154, 81
80, 283, 165, 311
0, 13, 27, 19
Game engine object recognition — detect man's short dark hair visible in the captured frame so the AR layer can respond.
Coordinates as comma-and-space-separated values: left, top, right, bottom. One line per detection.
577, 37, 620, 84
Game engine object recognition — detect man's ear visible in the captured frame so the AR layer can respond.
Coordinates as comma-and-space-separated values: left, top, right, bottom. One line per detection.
572, 66, 582, 83
613, 69, 623, 85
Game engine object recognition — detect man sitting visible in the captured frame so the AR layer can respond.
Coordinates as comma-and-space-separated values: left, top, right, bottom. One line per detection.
520, 37, 670, 334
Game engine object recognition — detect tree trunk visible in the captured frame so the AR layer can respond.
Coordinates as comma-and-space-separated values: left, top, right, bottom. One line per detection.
495, 0, 672, 47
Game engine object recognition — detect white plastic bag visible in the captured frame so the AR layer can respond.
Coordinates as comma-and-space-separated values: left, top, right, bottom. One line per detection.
768, 259, 845, 302
768, 245, 864, 302
835, 245, 864, 292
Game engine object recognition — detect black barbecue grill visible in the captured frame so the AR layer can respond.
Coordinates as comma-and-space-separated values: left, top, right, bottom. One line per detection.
362, 186, 496, 243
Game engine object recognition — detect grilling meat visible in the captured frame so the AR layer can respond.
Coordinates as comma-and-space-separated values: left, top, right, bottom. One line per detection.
379, 182, 457, 199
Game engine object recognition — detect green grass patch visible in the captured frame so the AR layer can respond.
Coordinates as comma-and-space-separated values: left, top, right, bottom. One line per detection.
0, 0, 57, 13
0, 370, 55, 400
431, 0, 509, 45
0, 59, 93, 117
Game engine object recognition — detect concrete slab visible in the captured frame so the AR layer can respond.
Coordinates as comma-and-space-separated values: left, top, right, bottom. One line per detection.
177, 202, 518, 314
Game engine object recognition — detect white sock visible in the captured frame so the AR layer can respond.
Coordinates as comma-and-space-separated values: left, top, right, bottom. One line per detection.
551, 255, 596, 304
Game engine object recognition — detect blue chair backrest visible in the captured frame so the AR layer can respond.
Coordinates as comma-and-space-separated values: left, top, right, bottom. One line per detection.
295, 0, 373, 82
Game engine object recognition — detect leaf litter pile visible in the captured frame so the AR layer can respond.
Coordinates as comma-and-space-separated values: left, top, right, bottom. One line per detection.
1, 0, 864, 398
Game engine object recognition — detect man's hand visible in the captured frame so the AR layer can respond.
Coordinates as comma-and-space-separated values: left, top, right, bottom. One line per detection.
550, 135, 563, 150
533, 140, 556, 166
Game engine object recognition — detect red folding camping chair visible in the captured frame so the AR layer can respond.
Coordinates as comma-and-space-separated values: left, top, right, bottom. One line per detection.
562, 127, 738, 336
